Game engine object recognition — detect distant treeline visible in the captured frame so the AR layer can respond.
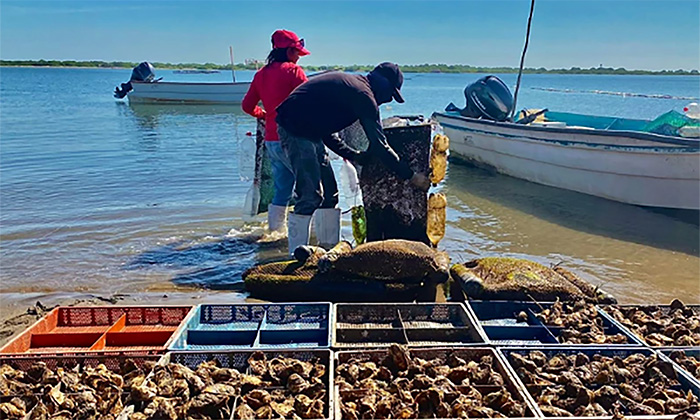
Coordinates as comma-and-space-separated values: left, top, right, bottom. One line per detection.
1, 60, 698, 75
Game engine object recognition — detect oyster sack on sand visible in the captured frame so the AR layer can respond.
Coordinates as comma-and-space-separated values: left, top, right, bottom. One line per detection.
318, 239, 450, 284
451, 257, 617, 303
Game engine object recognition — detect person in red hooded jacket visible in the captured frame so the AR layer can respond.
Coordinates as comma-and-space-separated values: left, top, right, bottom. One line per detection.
241, 30, 310, 233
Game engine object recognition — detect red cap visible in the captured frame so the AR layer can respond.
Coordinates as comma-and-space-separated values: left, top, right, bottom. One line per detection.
271, 30, 310, 56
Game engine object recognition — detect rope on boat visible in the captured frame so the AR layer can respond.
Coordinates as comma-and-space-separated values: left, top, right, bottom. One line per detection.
510, 0, 536, 121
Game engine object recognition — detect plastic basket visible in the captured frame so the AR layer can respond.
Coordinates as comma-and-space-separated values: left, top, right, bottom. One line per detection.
598, 304, 700, 347
0, 306, 192, 356
334, 347, 540, 418
121, 349, 333, 420
169, 303, 331, 350
467, 301, 644, 346
659, 348, 700, 387
332, 303, 487, 348
499, 346, 700, 418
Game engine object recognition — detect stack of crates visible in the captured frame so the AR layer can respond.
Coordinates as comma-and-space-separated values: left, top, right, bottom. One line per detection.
464, 300, 700, 418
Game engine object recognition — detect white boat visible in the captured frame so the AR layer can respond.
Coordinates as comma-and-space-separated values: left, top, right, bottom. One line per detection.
432, 110, 700, 210
114, 62, 251, 104
127, 80, 251, 104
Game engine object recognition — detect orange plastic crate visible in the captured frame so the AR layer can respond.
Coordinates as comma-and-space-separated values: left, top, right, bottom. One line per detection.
0, 306, 192, 356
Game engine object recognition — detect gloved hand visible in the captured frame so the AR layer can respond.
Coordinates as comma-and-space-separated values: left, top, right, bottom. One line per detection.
410, 172, 430, 191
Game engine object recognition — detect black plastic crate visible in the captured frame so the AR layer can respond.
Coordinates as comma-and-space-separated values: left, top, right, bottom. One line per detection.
332, 303, 487, 348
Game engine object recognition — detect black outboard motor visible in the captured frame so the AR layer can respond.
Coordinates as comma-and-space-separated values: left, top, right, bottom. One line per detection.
445, 75, 514, 122
114, 62, 156, 99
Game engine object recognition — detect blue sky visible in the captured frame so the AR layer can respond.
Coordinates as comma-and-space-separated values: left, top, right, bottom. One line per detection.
1, 0, 698, 71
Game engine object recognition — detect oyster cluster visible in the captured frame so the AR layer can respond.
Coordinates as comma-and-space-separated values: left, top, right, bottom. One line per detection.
336, 344, 527, 419
0, 359, 150, 420
604, 299, 700, 346
510, 350, 700, 416
535, 299, 629, 344
668, 351, 700, 381
127, 351, 327, 420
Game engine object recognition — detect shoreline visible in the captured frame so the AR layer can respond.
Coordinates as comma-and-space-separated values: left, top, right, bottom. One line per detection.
2, 65, 698, 76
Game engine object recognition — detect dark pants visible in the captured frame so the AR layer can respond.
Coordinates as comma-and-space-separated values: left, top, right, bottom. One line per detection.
278, 125, 339, 216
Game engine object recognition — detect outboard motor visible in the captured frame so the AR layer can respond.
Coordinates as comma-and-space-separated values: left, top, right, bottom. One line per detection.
446, 75, 514, 122
114, 62, 156, 99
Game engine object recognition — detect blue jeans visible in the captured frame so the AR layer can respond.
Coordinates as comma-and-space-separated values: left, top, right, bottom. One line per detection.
278, 126, 339, 216
265, 141, 295, 207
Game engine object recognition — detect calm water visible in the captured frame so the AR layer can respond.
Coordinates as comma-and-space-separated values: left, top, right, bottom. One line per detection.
1, 67, 699, 311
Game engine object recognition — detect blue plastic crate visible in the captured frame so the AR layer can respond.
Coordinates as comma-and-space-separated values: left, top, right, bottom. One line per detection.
500, 346, 700, 417
332, 303, 487, 348
659, 348, 700, 388
467, 300, 644, 346
599, 303, 700, 347
169, 303, 331, 350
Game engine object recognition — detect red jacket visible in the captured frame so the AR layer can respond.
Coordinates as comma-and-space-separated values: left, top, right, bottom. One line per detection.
241, 62, 308, 141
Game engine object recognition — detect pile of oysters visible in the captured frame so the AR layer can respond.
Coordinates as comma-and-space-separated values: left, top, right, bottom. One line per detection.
668, 351, 700, 381
509, 350, 699, 416
0, 359, 151, 419
336, 344, 527, 419
127, 351, 328, 420
534, 299, 629, 344
604, 299, 700, 346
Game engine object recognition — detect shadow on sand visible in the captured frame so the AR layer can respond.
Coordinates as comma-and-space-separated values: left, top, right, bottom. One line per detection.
446, 157, 699, 257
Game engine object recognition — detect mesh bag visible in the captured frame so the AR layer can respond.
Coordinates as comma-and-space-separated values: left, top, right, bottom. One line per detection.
255, 119, 275, 214
451, 257, 616, 303
320, 239, 449, 284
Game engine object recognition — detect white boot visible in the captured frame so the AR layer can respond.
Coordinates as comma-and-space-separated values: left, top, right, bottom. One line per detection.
267, 204, 287, 232
314, 208, 341, 249
287, 213, 312, 256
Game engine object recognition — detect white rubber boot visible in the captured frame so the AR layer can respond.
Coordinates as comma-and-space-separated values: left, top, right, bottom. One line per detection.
287, 213, 312, 256
314, 208, 341, 249
267, 204, 287, 233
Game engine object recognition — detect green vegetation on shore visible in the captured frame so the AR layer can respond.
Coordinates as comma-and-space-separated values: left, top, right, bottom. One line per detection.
1, 59, 698, 75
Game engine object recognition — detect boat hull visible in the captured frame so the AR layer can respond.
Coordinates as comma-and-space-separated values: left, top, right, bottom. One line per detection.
433, 112, 700, 210
128, 81, 251, 104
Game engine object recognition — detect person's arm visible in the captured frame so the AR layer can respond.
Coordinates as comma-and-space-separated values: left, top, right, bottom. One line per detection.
321, 133, 364, 163
359, 115, 413, 180
241, 74, 265, 119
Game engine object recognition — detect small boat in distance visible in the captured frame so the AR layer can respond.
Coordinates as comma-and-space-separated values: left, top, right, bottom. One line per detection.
114, 62, 250, 104
433, 109, 700, 211
173, 69, 221, 74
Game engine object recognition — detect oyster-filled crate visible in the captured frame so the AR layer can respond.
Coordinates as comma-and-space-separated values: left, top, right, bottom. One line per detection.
120, 349, 333, 420
499, 346, 700, 418
332, 303, 487, 348
169, 303, 332, 350
0, 352, 160, 418
598, 303, 700, 348
0, 306, 192, 356
466, 300, 644, 346
658, 348, 700, 388
333, 346, 540, 419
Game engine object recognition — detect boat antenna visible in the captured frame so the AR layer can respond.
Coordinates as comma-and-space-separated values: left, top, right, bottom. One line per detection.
510, 0, 536, 121
229, 46, 236, 82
